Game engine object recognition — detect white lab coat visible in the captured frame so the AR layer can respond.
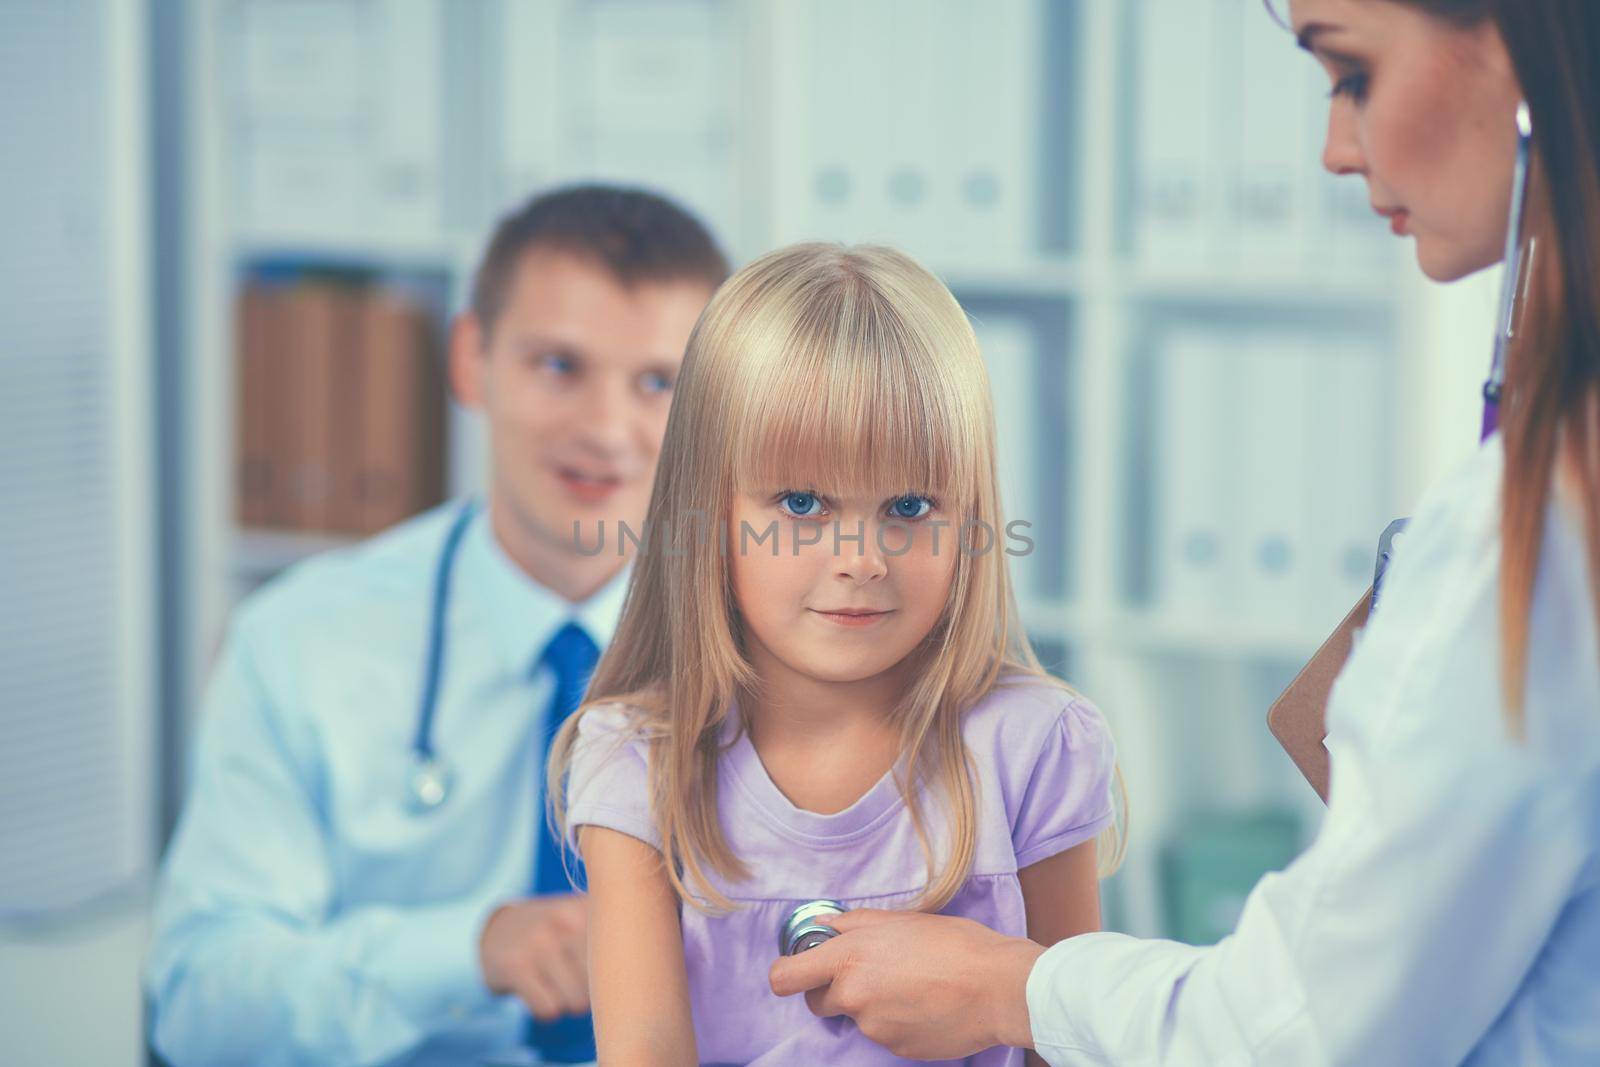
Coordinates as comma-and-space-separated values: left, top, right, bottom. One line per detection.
1027, 435, 1600, 1066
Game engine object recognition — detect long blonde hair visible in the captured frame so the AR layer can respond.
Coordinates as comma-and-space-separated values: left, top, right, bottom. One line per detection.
550, 243, 1125, 912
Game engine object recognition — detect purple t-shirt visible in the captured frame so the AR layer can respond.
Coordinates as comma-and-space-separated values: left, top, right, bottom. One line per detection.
566, 673, 1117, 1066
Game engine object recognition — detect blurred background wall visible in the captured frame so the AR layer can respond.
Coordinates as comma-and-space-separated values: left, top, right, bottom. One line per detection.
0, 0, 1500, 1061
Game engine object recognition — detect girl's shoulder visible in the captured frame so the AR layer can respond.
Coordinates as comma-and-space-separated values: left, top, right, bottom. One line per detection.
567, 700, 661, 783
963, 672, 1119, 864
577, 699, 647, 731
960, 671, 1114, 768
564, 701, 664, 851
574, 699, 664, 745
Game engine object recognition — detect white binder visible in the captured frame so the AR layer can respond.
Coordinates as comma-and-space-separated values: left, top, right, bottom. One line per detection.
1232, 2, 1319, 265
803, 0, 874, 244
1135, 0, 1219, 265
233, 0, 445, 241
374, 0, 443, 236
937, 0, 1041, 264
973, 315, 1046, 599
1236, 333, 1315, 629
1154, 329, 1236, 623
875, 0, 941, 256
235, 0, 368, 129
797, 0, 1042, 264
574, 0, 741, 251
498, 0, 563, 203
232, 0, 370, 236
238, 132, 367, 238
1307, 337, 1390, 623
584, 0, 726, 140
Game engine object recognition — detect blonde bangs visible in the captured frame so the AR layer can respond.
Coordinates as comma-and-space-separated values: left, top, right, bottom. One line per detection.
724, 260, 989, 511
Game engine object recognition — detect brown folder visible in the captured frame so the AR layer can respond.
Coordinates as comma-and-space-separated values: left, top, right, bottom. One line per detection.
279, 283, 348, 532
234, 284, 283, 528
1266, 589, 1371, 803
326, 285, 368, 535
352, 290, 446, 534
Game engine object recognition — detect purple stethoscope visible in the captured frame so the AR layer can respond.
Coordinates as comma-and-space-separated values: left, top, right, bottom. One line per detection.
1374, 101, 1534, 608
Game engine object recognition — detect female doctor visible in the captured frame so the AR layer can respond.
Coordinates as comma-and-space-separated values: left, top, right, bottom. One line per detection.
770, 0, 1600, 1062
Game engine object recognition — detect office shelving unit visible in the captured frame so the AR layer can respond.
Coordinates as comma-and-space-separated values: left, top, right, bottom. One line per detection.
179, 0, 1493, 938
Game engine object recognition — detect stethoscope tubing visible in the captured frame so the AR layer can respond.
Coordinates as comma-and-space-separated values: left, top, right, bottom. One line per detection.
1482, 101, 1535, 443
408, 499, 481, 807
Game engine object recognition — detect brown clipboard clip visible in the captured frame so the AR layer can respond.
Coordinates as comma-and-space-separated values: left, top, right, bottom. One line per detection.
1266, 588, 1371, 804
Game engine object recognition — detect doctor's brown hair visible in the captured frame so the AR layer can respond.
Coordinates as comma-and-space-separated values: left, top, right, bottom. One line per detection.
468, 183, 729, 342
1402, 0, 1600, 730
1272, 0, 1600, 731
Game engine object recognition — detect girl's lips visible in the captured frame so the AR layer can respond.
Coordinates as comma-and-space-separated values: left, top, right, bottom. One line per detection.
810, 609, 894, 628
1389, 210, 1410, 236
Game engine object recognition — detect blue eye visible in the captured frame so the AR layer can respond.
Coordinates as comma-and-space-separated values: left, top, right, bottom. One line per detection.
536, 352, 576, 376
889, 495, 934, 520
640, 371, 674, 395
778, 491, 825, 518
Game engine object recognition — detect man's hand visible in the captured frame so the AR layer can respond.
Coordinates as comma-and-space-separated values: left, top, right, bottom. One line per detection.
768, 909, 1045, 1060
478, 894, 591, 1021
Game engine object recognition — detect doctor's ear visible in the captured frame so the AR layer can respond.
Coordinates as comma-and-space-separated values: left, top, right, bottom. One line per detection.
448, 312, 488, 411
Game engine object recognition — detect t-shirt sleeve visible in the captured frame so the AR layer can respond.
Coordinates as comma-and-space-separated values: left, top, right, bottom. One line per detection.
1009, 696, 1117, 869
564, 703, 661, 854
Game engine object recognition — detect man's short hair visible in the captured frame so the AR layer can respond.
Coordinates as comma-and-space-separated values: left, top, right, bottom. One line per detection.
469, 184, 730, 339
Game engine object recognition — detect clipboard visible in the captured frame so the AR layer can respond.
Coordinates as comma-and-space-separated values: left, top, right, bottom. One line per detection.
1265, 589, 1369, 804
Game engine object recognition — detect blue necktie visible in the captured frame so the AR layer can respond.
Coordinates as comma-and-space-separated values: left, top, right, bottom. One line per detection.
527, 621, 600, 1062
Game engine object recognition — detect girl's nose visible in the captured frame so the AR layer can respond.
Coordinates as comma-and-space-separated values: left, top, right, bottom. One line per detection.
835, 520, 888, 585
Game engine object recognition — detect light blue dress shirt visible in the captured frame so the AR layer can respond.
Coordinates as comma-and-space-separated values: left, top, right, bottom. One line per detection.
145, 503, 630, 1067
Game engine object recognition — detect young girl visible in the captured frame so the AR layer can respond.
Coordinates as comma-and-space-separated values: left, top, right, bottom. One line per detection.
549, 243, 1124, 1065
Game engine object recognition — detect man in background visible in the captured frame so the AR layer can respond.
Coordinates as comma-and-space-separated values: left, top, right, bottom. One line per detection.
146, 185, 728, 1066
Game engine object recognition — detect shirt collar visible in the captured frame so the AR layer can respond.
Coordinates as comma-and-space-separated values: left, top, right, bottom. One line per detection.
457, 503, 632, 677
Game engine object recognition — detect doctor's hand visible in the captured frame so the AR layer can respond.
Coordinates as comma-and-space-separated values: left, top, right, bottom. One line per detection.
769, 909, 1044, 1060
478, 894, 592, 1020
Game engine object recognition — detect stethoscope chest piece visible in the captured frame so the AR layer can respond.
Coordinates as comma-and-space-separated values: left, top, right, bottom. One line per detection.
781, 899, 847, 955
407, 752, 453, 812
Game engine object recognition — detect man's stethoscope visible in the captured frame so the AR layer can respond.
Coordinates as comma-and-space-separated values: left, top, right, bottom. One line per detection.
406, 499, 481, 812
